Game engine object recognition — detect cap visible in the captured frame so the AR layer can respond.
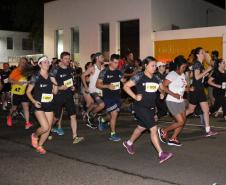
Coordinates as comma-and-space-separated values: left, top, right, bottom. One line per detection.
156, 61, 166, 68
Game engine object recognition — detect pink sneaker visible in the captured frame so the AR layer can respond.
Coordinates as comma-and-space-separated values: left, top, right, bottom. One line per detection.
25, 122, 33, 129
31, 133, 38, 148
36, 146, 46, 154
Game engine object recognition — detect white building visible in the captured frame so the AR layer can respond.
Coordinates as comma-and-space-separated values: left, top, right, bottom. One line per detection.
0, 30, 37, 64
44, 0, 226, 67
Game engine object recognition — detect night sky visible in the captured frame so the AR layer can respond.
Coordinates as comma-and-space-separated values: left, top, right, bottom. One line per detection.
0, 0, 225, 32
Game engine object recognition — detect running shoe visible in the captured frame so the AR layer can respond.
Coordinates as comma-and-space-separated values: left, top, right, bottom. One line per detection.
167, 138, 182, 146
51, 127, 58, 133
123, 141, 135, 155
36, 146, 46, 154
73, 136, 84, 144
205, 129, 218, 137
7, 115, 12, 127
31, 133, 38, 148
86, 112, 95, 124
109, 134, 121, 142
157, 128, 168, 143
97, 117, 108, 131
159, 152, 173, 164
25, 122, 33, 129
57, 128, 64, 136
86, 122, 97, 129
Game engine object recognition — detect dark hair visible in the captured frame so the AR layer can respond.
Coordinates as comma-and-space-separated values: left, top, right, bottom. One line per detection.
211, 50, 219, 60
85, 62, 92, 70
174, 55, 187, 69
142, 56, 156, 71
110, 54, 120, 61
60, 51, 70, 59
193, 47, 203, 61
90, 53, 96, 63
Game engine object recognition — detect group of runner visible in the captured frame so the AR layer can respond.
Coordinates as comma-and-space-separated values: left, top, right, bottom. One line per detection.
0, 46, 225, 163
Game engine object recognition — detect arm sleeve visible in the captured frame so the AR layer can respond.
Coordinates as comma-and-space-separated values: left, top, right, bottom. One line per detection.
98, 69, 107, 81
165, 72, 175, 82
49, 67, 58, 78
29, 75, 37, 85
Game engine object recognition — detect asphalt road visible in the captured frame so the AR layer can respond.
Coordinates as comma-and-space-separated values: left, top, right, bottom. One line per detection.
0, 111, 226, 185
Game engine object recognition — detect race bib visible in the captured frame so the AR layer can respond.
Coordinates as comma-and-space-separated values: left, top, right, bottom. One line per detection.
64, 78, 73, 88
222, 82, 226, 90
41, 93, 53, 103
111, 82, 120, 90
145, 82, 159, 93
3, 78, 8, 83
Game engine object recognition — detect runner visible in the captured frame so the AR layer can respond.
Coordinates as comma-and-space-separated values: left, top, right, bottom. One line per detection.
208, 59, 226, 121
7, 58, 32, 129
27, 56, 58, 154
81, 52, 105, 129
50, 51, 84, 144
96, 54, 123, 141
122, 56, 173, 163
158, 56, 188, 146
185, 47, 218, 137
0, 63, 11, 110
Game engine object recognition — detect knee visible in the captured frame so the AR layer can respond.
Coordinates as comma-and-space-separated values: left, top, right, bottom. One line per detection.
42, 125, 50, 133
99, 103, 105, 109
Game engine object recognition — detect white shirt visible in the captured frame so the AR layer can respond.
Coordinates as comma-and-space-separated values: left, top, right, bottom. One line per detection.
89, 64, 102, 94
166, 71, 187, 103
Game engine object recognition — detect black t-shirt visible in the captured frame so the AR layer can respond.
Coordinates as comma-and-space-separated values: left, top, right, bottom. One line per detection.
98, 68, 122, 100
30, 73, 53, 104
50, 66, 74, 95
211, 70, 226, 96
0, 69, 11, 85
130, 72, 161, 109
192, 61, 205, 90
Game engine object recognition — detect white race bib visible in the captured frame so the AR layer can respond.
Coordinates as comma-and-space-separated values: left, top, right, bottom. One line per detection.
111, 82, 120, 90
41, 93, 53, 103
3, 78, 8, 83
64, 78, 73, 88
145, 82, 159, 93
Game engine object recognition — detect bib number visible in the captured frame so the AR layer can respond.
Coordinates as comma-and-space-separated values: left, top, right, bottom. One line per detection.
145, 82, 159, 93
111, 82, 120, 90
41, 93, 53, 103
64, 78, 73, 88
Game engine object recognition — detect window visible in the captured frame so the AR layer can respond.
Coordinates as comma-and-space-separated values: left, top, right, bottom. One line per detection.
100, 24, 109, 58
56, 29, 64, 59
22, 38, 33, 50
7, 37, 13, 50
71, 27, 80, 61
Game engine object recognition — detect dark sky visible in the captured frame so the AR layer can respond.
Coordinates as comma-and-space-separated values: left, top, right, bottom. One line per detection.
0, 0, 225, 32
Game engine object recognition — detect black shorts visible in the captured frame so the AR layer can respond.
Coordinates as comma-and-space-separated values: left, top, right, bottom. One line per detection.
11, 94, 29, 106
134, 104, 156, 129
53, 93, 76, 119
104, 98, 120, 113
1, 84, 11, 93
189, 89, 207, 105
33, 103, 53, 112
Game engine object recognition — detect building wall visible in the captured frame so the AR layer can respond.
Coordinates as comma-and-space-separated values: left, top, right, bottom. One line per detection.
153, 26, 226, 60
152, 0, 226, 31
44, 0, 153, 67
0, 30, 35, 63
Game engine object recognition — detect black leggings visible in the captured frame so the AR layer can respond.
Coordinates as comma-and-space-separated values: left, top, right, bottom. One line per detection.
210, 94, 226, 117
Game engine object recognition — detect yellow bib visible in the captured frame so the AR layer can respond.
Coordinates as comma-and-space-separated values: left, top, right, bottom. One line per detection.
11, 77, 27, 95
41, 93, 53, 103
63, 78, 73, 88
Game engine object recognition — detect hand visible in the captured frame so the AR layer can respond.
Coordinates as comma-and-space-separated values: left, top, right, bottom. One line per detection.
206, 66, 212, 72
61, 85, 68, 90
135, 94, 142, 101
173, 93, 181, 100
84, 88, 89, 93
71, 86, 75, 91
108, 84, 115, 90
33, 101, 41, 108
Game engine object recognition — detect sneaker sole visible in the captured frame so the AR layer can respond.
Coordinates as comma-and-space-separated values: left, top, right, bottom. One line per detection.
157, 128, 167, 144
205, 133, 218, 137
123, 142, 135, 155
109, 137, 121, 142
167, 142, 182, 147
159, 153, 173, 164
86, 123, 97, 129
